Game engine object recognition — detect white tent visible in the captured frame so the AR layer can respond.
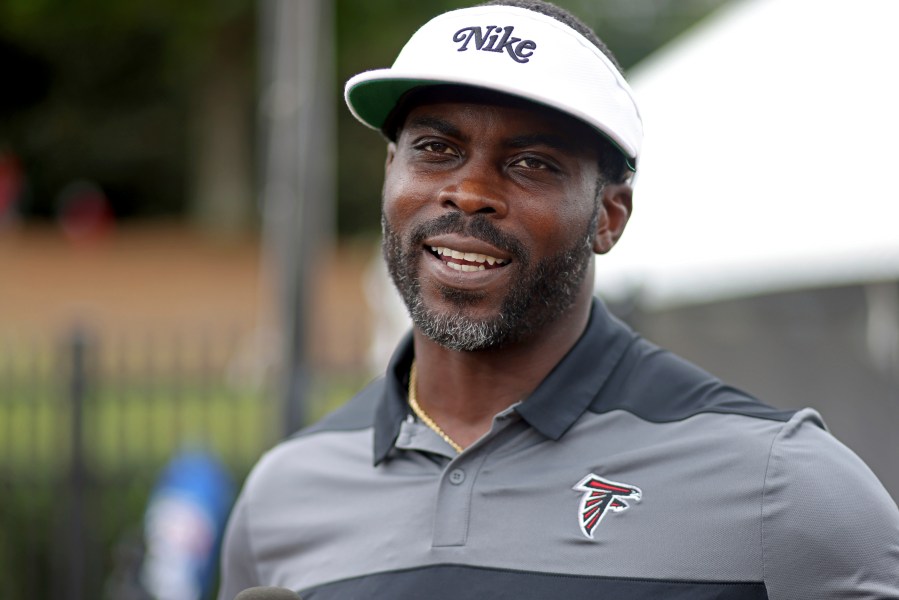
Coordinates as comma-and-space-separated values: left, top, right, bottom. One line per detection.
596, 0, 899, 309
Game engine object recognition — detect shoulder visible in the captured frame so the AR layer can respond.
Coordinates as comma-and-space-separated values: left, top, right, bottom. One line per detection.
596, 334, 797, 423
760, 408, 899, 598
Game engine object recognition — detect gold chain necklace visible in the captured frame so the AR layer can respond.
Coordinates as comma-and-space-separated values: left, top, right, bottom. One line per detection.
408, 361, 464, 454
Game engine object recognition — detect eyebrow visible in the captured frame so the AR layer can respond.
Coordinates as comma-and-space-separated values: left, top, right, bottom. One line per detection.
505, 133, 578, 154
403, 115, 466, 141
403, 115, 581, 154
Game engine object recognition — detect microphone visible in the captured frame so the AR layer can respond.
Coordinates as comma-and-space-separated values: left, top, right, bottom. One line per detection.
234, 586, 303, 600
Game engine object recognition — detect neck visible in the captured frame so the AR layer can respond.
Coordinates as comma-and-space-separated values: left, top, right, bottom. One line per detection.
410, 295, 592, 449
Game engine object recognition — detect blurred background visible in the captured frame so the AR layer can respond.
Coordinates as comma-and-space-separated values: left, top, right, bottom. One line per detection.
1, 0, 896, 598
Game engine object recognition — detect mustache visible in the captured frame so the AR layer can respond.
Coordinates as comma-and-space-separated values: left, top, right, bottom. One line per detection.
408, 212, 528, 262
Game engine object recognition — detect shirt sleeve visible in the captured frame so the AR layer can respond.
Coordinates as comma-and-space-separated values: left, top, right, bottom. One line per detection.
761, 408, 899, 599
217, 491, 261, 600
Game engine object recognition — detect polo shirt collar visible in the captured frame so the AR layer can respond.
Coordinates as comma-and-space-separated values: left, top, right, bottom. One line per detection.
514, 298, 634, 439
372, 298, 635, 465
373, 332, 416, 465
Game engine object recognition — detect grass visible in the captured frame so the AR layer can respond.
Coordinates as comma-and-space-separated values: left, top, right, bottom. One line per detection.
0, 328, 374, 476
1, 371, 372, 476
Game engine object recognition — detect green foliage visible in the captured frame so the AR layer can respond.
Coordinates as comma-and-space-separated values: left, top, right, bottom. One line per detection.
0, 0, 255, 220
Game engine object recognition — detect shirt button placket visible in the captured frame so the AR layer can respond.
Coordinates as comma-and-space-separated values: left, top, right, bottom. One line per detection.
432, 454, 487, 548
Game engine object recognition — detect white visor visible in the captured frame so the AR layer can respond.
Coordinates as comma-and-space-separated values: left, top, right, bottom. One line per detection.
344, 5, 642, 171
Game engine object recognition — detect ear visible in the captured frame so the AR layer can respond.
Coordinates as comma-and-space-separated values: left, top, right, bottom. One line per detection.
385, 142, 397, 172
593, 182, 633, 254
382, 143, 398, 201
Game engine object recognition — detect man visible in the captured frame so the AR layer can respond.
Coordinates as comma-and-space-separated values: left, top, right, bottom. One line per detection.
219, 2, 899, 598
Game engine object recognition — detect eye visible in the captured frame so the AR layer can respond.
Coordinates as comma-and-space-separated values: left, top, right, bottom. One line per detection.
417, 141, 458, 156
511, 156, 552, 170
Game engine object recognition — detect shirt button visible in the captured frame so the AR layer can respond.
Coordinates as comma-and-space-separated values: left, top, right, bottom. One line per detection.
449, 469, 466, 485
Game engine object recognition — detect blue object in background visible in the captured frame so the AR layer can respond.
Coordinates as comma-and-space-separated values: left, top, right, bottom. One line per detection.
141, 449, 236, 600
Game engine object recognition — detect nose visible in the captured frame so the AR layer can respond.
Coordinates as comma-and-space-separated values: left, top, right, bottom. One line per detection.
437, 165, 508, 218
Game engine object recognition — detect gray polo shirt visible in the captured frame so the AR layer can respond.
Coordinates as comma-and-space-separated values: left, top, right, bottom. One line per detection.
218, 300, 899, 599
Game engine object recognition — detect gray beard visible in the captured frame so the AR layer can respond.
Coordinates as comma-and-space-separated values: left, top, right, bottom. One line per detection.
382, 210, 597, 352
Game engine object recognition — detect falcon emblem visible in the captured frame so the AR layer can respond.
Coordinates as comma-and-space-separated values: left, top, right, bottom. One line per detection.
573, 473, 642, 539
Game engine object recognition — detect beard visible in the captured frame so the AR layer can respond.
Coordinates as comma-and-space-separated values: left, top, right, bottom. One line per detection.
382, 208, 597, 352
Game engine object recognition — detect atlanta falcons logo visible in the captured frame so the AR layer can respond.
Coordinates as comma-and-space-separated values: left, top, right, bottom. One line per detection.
573, 473, 642, 539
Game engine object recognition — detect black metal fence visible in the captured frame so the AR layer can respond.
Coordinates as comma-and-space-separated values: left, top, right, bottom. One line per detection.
0, 325, 285, 600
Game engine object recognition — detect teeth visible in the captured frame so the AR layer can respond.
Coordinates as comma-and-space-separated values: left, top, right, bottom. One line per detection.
447, 262, 487, 272
431, 246, 507, 266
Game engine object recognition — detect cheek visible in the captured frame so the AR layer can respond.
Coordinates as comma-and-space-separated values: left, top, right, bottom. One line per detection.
382, 166, 437, 226
564, 177, 601, 229
521, 183, 597, 245
381, 169, 411, 223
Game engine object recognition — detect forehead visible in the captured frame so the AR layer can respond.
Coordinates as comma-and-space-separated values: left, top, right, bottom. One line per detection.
391, 86, 603, 149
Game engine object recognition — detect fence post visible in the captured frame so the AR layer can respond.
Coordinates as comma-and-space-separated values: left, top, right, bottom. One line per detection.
66, 326, 88, 600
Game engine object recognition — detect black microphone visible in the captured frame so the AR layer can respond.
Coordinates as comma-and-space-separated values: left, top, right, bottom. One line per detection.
234, 586, 303, 600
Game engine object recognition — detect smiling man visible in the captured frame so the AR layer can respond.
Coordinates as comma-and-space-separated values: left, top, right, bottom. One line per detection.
218, 2, 899, 599
382, 86, 625, 355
